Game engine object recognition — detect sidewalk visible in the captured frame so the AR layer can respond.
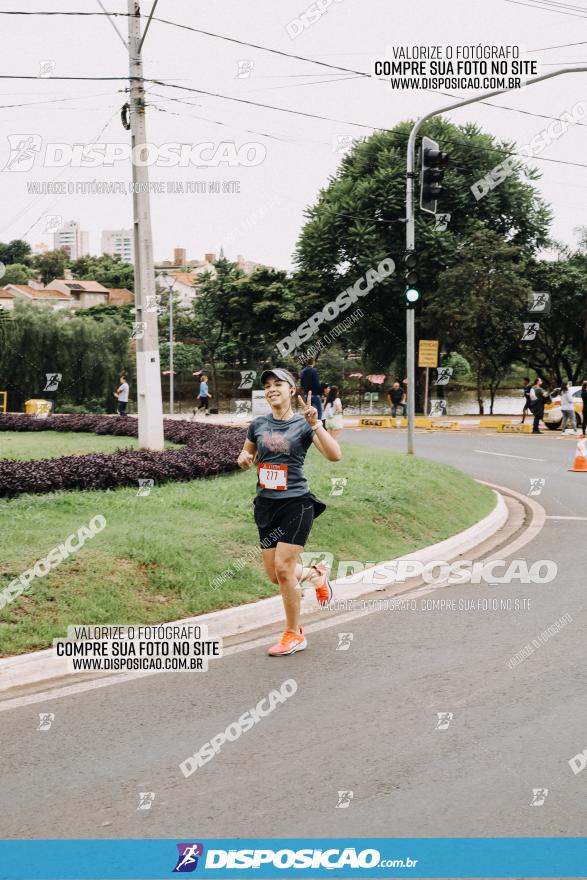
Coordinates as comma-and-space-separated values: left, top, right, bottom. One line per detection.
164, 412, 530, 430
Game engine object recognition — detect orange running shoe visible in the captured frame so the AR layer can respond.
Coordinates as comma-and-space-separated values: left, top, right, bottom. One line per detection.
267, 627, 307, 656
312, 562, 333, 605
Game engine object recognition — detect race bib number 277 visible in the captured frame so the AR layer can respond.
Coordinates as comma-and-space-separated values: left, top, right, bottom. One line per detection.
258, 463, 288, 490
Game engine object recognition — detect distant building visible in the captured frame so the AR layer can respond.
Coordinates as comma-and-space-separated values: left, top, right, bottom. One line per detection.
235, 254, 270, 275
174, 247, 187, 265
49, 279, 109, 309
53, 221, 89, 260
156, 265, 216, 307
101, 228, 134, 263
107, 288, 134, 306
3, 284, 71, 310
0, 289, 16, 311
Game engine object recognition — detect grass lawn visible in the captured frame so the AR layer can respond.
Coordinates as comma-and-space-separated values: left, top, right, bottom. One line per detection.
0, 430, 181, 460
0, 435, 495, 656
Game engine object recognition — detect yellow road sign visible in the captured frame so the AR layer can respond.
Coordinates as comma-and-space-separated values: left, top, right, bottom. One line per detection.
418, 339, 439, 368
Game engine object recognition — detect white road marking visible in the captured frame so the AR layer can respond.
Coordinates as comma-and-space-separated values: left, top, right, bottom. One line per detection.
545, 515, 587, 521
474, 449, 545, 462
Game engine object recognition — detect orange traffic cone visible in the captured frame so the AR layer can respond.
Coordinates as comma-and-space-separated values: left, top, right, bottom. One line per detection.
569, 438, 587, 472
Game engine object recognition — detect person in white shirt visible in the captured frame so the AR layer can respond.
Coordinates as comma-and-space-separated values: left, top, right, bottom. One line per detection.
114, 375, 129, 417
560, 382, 578, 433
323, 386, 344, 438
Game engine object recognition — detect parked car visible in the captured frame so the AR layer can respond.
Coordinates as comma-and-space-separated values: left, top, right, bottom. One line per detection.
543, 386, 583, 430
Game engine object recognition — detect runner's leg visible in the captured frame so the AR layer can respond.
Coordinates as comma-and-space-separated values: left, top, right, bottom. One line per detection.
274, 542, 304, 632
261, 548, 279, 584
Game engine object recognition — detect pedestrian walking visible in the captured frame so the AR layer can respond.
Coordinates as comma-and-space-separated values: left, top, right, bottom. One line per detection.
237, 367, 342, 656
520, 376, 533, 424
324, 386, 344, 438
560, 382, 578, 433
320, 383, 331, 429
193, 374, 212, 417
300, 358, 323, 421
530, 377, 549, 434
387, 381, 406, 418
114, 375, 129, 417
581, 380, 587, 437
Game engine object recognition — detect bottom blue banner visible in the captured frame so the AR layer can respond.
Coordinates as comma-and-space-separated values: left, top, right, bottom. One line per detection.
1, 838, 586, 879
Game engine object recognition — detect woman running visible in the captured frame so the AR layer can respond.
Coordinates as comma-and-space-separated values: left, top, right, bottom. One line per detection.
237, 367, 342, 656
324, 385, 344, 438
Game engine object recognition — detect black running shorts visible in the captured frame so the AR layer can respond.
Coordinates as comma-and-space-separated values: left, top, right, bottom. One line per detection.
253, 493, 325, 548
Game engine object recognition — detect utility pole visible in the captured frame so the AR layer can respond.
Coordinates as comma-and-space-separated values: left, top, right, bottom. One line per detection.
158, 273, 177, 414
127, 0, 164, 449
169, 284, 174, 414
405, 65, 587, 455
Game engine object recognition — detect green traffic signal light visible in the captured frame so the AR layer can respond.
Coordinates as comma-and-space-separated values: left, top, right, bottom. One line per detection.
405, 286, 420, 308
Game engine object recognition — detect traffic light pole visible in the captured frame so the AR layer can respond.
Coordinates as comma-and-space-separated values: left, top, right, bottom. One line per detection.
128, 0, 164, 450
405, 65, 587, 455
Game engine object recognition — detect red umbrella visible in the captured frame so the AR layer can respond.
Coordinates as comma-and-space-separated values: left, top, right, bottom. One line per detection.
366, 374, 386, 384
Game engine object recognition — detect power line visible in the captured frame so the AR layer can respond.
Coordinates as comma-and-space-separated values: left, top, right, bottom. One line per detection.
1, 8, 585, 139
526, 40, 587, 50
0, 90, 124, 111
1, 75, 586, 170
4, 68, 585, 142
146, 93, 331, 146
152, 17, 369, 78
246, 74, 365, 93
144, 77, 384, 130
505, 0, 587, 17
0, 75, 137, 82
96, 0, 127, 49
526, 0, 587, 11
146, 79, 587, 168
0, 10, 369, 79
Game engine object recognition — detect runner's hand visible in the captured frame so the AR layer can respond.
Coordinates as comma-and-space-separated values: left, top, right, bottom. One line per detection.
297, 391, 318, 426
238, 450, 254, 470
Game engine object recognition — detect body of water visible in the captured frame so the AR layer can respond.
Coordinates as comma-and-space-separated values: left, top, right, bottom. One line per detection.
346, 389, 525, 417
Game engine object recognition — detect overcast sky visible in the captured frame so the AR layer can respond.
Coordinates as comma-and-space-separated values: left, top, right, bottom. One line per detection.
0, 0, 585, 270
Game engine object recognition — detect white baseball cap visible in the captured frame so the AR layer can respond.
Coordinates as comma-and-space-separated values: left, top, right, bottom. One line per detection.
260, 368, 296, 388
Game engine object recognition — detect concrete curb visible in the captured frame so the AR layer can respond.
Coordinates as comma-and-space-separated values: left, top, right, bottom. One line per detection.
0, 488, 507, 695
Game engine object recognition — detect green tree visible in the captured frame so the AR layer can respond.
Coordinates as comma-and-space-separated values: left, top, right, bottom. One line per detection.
295, 116, 551, 369
189, 260, 251, 391
525, 253, 587, 385
33, 248, 69, 285
0, 303, 131, 411
426, 228, 532, 414
0, 240, 32, 266
76, 302, 135, 326
70, 253, 134, 291
229, 266, 294, 365
1, 263, 31, 285
440, 352, 471, 383
159, 341, 202, 372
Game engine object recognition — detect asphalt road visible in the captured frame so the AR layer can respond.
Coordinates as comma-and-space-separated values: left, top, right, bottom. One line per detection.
1, 427, 586, 841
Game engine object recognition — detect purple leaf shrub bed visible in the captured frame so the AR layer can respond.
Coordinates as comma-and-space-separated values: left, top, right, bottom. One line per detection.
0, 414, 246, 497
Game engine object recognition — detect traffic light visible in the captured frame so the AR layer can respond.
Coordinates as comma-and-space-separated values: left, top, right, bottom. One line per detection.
403, 252, 420, 309
420, 136, 449, 214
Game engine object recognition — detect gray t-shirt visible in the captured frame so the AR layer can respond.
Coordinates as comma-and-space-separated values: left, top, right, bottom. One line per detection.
118, 382, 129, 403
246, 413, 314, 497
